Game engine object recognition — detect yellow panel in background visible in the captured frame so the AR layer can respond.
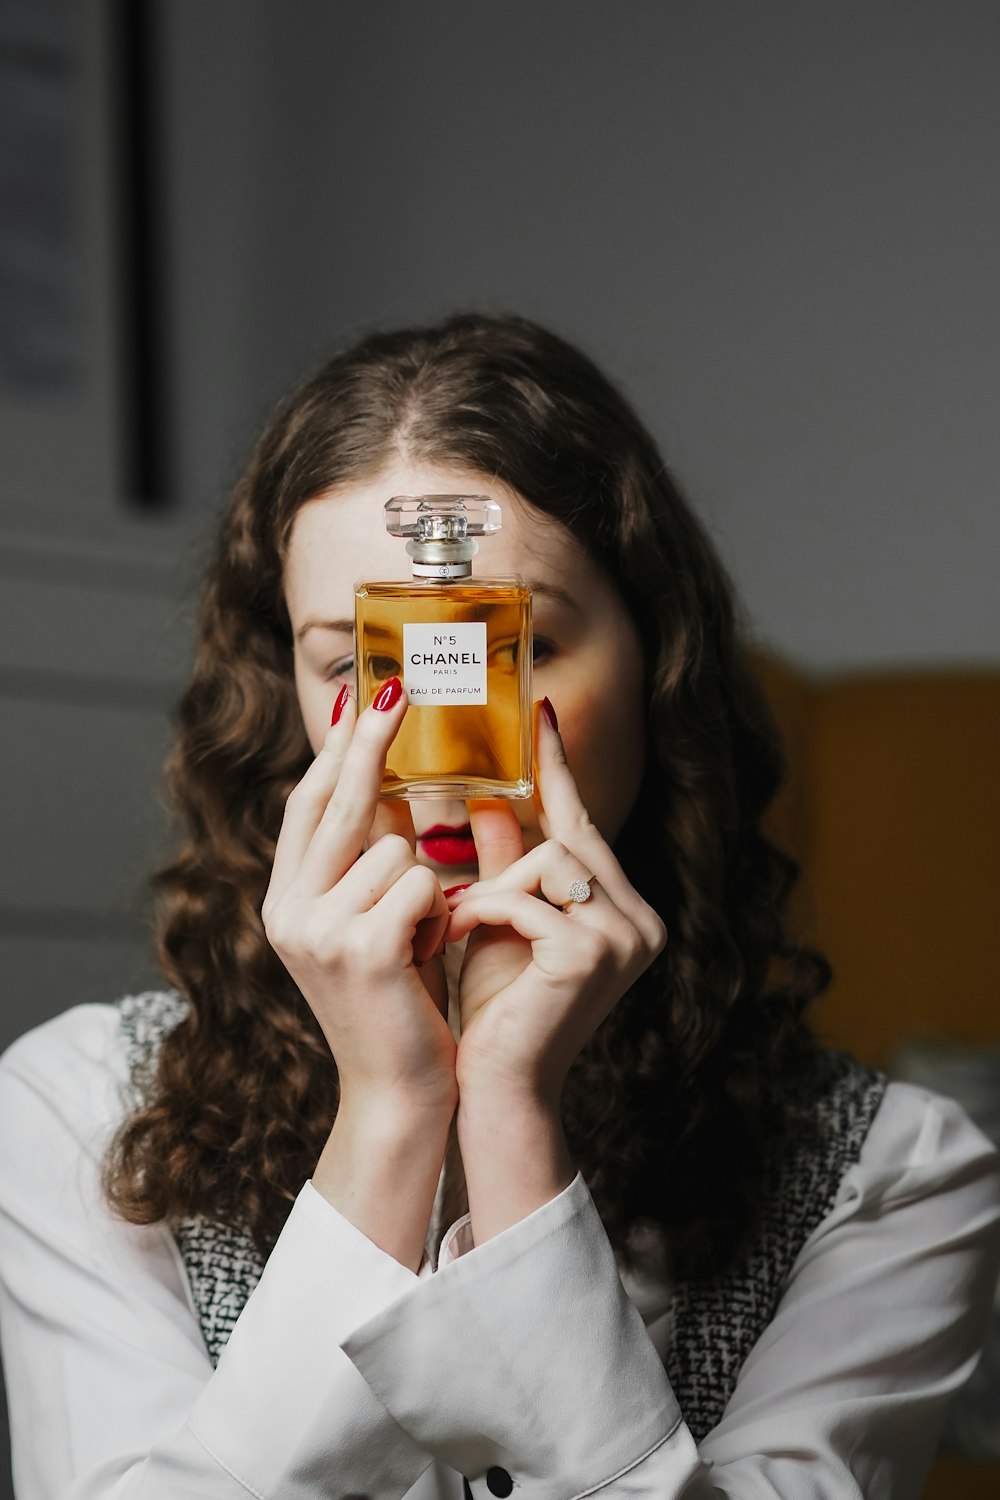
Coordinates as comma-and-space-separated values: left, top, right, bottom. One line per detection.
748, 653, 1000, 1492
747, 652, 1000, 1069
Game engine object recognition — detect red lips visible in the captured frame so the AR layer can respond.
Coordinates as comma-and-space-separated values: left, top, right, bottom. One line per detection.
419, 823, 477, 867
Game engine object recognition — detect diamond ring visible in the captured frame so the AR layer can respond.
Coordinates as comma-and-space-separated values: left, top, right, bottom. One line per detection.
563, 876, 596, 909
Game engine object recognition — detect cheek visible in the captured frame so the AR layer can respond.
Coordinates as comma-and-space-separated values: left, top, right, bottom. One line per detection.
559, 675, 646, 836
295, 662, 333, 754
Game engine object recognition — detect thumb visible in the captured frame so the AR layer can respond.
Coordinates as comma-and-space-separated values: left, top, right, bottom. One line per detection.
466, 798, 525, 879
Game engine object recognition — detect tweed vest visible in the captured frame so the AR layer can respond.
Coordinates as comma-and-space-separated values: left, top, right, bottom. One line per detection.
114, 988, 887, 1444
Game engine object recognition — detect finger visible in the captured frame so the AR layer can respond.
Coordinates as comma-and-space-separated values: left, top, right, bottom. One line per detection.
368, 795, 417, 855
532, 698, 641, 918
466, 798, 525, 880
265, 692, 358, 911
447, 840, 613, 915
445, 888, 566, 947
368, 862, 450, 965
322, 831, 416, 914
531, 697, 555, 841
412, 902, 450, 967
296, 681, 409, 896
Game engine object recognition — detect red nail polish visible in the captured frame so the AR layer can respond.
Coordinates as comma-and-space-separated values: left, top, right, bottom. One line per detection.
541, 696, 559, 731
330, 684, 350, 725
443, 883, 471, 899
373, 676, 403, 712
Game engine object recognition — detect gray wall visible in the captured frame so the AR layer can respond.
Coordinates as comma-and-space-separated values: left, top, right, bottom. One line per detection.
2, 3, 1000, 1493
160, 0, 1000, 672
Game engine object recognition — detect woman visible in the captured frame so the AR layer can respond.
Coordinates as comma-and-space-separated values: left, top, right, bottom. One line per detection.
1, 311, 997, 1499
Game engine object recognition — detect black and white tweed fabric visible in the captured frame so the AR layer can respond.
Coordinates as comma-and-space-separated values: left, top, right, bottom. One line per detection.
116, 989, 267, 1368
662, 1047, 887, 1439
114, 989, 887, 1439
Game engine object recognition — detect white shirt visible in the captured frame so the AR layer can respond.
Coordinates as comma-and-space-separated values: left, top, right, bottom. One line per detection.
0, 1000, 998, 1500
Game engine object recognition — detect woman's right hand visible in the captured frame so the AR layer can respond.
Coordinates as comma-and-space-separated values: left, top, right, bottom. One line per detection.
260, 681, 457, 1116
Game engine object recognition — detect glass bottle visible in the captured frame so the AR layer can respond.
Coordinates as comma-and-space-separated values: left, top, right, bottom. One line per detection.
354, 494, 532, 798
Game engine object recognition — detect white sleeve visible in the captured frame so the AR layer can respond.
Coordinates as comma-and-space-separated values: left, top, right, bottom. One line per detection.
341, 1082, 1000, 1498
0, 1005, 435, 1500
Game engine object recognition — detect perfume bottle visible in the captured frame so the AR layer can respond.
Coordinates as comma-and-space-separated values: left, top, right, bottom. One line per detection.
354, 495, 532, 799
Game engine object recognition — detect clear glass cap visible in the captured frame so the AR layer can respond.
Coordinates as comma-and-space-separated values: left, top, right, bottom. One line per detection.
384, 494, 502, 541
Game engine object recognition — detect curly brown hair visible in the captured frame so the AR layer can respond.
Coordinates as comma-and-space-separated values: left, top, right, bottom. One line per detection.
101, 310, 831, 1281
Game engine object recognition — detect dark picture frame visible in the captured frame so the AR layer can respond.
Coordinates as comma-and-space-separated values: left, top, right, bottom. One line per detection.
0, 0, 170, 511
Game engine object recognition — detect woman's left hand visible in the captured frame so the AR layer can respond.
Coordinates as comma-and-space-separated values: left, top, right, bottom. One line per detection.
446, 701, 668, 1111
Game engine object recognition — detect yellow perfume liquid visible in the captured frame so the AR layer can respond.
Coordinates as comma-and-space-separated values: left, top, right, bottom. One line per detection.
355, 578, 532, 799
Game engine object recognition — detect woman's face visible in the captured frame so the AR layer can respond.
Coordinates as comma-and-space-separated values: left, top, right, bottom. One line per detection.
283, 462, 647, 883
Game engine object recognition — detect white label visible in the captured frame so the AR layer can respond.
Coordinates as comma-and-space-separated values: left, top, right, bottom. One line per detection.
403, 621, 487, 704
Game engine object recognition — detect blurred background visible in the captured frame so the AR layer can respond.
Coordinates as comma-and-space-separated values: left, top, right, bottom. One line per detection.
1, 2, 998, 1495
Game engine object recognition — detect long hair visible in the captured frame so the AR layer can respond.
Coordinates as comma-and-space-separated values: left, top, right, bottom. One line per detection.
101, 311, 831, 1279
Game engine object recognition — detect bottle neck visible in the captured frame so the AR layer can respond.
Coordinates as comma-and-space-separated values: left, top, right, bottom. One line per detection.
405, 535, 478, 578
411, 560, 473, 580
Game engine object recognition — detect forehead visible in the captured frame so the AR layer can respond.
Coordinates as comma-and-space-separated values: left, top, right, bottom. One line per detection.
283, 462, 595, 610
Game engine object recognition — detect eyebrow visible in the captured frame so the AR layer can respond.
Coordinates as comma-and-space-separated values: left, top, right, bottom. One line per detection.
295, 580, 581, 642
295, 616, 353, 641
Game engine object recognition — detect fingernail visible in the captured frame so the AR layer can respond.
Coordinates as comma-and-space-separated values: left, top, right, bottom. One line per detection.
540, 696, 559, 731
373, 676, 403, 712
443, 883, 471, 900
331, 684, 350, 726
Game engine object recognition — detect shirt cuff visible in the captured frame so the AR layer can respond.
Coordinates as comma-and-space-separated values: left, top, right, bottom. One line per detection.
187, 1178, 433, 1500
341, 1171, 701, 1498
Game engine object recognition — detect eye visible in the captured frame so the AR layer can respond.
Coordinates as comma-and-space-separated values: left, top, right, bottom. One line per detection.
366, 653, 403, 681
324, 656, 355, 682
491, 637, 553, 668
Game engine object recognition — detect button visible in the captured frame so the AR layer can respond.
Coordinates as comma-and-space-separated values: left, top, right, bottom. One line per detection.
463, 1480, 474, 1500
486, 1469, 513, 1498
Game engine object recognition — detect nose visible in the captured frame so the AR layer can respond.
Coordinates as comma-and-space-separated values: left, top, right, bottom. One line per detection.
388, 701, 522, 783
